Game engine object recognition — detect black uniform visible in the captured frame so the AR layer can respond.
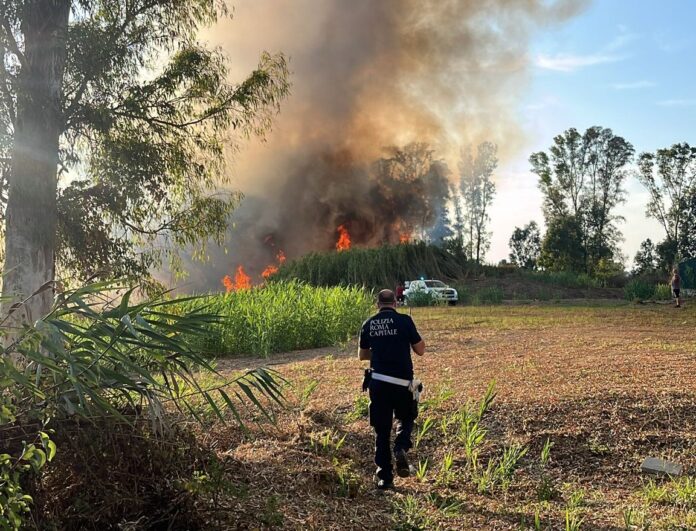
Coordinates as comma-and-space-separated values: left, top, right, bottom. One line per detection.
359, 307, 422, 483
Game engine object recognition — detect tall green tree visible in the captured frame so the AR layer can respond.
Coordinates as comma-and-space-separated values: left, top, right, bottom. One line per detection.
636, 143, 696, 267
459, 141, 497, 263
538, 215, 585, 272
530, 126, 633, 272
509, 221, 541, 269
0, 0, 290, 323
633, 238, 659, 274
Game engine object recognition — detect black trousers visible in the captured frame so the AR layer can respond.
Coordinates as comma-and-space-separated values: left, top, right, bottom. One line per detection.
368, 379, 416, 482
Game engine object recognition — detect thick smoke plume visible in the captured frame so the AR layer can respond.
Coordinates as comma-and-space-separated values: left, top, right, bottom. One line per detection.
182, 0, 588, 290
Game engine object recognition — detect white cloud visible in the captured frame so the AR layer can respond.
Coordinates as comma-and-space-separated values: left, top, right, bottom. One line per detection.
606, 31, 639, 52
657, 99, 696, 107
611, 80, 656, 90
654, 33, 692, 53
536, 27, 636, 73
535, 53, 622, 72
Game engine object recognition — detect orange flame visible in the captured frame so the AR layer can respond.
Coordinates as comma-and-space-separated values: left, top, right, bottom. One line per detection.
336, 225, 351, 251
262, 265, 279, 279
260, 249, 286, 281
223, 265, 252, 292
399, 233, 410, 244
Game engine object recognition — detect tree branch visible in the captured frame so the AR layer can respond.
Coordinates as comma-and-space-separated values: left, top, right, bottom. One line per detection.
0, 48, 16, 125
0, 16, 26, 69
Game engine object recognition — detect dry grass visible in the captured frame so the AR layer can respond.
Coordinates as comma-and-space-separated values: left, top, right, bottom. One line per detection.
200, 301, 696, 529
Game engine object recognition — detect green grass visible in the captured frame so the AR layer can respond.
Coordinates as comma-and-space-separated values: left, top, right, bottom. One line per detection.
473, 286, 504, 305
521, 270, 602, 289
175, 281, 373, 356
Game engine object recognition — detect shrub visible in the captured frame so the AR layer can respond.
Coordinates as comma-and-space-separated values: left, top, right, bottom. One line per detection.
1, 281, 285, 529
406, 289, 440, 307
653, 283, 672, 300
177, 281, 373, 356
474, 286, 504, 305
624, 279, 655, 301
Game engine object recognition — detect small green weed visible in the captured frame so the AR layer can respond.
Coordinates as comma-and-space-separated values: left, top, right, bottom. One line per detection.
299, 378, 319, 409
391, 495, 433, 531
473, 443, 528, 494
540, 438, 553, 466
641, 476, 696, 509
415, 417, 435, 448
437, 451, 457, 487
588, 435, 610, 456
564, 507, 583, 531
566, 488, 586, 510
537, 438, 556, 501
621, 506, 648, 530
478, 381, 497, 419
496, 443, 528, 489
420, 385, 454, 412
332, 458, 361, 498
310, 429, 346, 456
415, 459, 429, 482
456, 407, 487, 468
672, 476, 696, 508
425, 492, 465, 517
439, 414, 455, 439
345, 394, 370, 422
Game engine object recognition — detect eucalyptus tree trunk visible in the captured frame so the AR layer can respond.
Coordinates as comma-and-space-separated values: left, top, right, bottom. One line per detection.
1, 1, 70, 328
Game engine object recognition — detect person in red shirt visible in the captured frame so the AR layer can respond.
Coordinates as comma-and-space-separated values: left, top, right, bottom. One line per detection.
395, 281, 405, 305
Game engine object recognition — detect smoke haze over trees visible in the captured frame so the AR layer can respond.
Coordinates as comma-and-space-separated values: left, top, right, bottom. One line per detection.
458, 142, 498, 264
187, 0, 589, 289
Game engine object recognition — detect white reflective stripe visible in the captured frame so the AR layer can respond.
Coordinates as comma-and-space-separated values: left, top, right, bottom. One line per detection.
371, 372, 411, 387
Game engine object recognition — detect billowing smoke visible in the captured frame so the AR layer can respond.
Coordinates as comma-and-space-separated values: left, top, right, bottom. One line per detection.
181, 0, 588, 291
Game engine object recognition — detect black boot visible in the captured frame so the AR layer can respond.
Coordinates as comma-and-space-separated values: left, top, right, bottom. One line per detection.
374, 474, 394, 490
394, 449, 411, 478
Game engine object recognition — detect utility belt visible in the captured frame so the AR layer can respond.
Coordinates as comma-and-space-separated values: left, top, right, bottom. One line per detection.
362, 369, 423, 416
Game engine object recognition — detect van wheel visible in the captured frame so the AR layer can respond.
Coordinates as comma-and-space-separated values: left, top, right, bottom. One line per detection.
448, 301, 457, 306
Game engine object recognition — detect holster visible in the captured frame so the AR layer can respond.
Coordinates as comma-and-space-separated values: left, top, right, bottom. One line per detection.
409, 379, 423, 419
362, 368, 372, 392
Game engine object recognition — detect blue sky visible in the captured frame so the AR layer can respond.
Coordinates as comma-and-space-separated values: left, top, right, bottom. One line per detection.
489, 0, 696, 264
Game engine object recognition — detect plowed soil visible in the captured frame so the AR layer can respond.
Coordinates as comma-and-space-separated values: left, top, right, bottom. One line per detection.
211, 301, 696, 530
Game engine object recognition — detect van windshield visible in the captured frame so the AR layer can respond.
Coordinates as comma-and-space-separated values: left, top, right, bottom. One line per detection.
425, 281, 446, 288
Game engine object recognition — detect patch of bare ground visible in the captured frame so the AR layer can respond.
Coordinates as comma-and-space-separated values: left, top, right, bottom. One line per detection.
207, 302, 695, 529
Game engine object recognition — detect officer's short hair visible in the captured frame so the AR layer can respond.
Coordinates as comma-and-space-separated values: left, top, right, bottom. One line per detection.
377, 289, 396, 305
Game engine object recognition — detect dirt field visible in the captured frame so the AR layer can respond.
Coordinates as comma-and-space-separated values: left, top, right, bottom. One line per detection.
212, 301, 696, 530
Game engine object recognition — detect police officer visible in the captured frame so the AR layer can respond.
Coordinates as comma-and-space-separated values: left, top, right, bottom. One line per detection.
359, 289, 426, 489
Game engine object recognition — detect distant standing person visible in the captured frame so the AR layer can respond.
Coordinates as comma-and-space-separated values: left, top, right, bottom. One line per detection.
671, 268, 681, 308
358, 289, 425, 489
395, 281, 405, 305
